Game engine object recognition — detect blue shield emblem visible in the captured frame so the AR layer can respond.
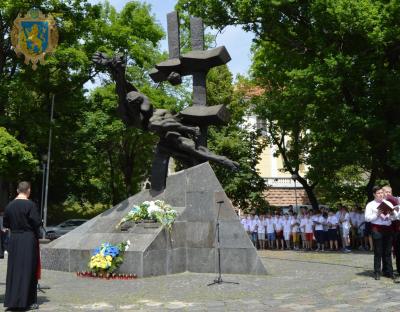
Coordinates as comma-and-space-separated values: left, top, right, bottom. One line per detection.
21, 21, 49, 55
11, 8, 58, 70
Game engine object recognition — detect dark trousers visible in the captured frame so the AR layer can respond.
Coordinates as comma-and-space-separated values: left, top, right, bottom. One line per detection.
372, 230, 393, 275
0, 230, 4, 257
393, 231, 400, 274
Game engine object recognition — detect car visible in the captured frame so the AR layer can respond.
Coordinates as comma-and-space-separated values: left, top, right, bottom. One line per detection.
45, 219, 87, 240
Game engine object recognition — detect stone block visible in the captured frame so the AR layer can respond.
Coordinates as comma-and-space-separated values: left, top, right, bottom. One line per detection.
142, 249, 168, 277
182, 191, 216, 221
185, 163, 223, 193
118, 251, 143, 277
69, 249, 91, 272
186, 248, 216, 273
185, 222, 214, 248
41, 162, 267, 277
220, 248, 267, 275
167, 248, 187, 274
163, 170, 187, 208
218, 221, 254, 249
168, 221, 187, 249
41, 247, 69, 271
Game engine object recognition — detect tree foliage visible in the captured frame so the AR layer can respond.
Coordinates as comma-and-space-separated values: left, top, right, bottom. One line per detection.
0, 0, 167, 221
178, 0, 400, 205
0, 127, 37, 180
206, 66, 268, 212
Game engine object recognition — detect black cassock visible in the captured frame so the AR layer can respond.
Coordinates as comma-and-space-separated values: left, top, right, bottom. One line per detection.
3, 199, 41, 309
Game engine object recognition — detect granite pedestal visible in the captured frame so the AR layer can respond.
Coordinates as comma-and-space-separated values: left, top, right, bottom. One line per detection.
41, 163, 267, 277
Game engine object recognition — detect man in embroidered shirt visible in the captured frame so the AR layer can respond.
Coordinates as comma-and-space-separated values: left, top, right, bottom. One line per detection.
365, 186, 394, 280
382, 185, 400, 282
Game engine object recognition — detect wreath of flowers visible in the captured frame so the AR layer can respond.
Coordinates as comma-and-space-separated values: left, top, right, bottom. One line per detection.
116, 200, 177, 231
88, 241, 130, 274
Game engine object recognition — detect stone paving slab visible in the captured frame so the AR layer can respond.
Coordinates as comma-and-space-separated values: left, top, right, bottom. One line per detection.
0, 250, 399, 311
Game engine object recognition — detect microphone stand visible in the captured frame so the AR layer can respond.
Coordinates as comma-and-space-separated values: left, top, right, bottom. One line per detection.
208, 200, 239, 286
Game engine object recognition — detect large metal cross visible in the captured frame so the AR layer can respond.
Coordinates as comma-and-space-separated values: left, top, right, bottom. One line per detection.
166, 12, 206, 107
150, 11, 231, 147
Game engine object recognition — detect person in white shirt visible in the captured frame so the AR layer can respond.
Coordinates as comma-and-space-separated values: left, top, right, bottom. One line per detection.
265, 213, 276, 249
312, 210, 325, 251
249, 215, 258, 247
382, 185, 400, 281
240, 214, 248, 232
243, 215, 251, 240
300, 213, 314, 250
365, 186, 394, 280
322, 211, 329, 251
327, 210, 339, 250
357, 209, 367, 250
274, 212, 284, 250
257, 215, 266, 250
298, 210, 306, 250
291, 212, 300, 250
282, 214, 292, 249
339, 206, 351, 252
349, 207, 359, 249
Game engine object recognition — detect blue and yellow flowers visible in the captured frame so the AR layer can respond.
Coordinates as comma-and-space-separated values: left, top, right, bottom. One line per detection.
88, 241, 130, 274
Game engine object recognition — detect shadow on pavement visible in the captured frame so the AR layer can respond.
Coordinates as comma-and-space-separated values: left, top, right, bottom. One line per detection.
37, 296, 50, 304
355, 270, 375, 277
260, 255, 367, 269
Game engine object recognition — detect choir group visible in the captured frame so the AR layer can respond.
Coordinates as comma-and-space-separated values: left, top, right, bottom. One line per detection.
240, 205, 367, 252
241, 185, 400, 282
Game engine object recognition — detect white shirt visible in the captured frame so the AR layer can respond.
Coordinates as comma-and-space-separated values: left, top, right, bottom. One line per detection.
349, 211, 358, 227
291, 218, 299, 233
299, 217, 306, 232
274, 217, 283, 231
339, 211, 351, 229
256, 219, 266, 233
365, 199, 392, 226
240, 218, 248, 230
265, 218, 275, 234
312, 215, 324, 231
282, 219, 291, 232
327, 215, 338, 229
358, 213, 365, 229
392, 209, 400, 221
301, 218, 314, 233
249, 219, 257, 232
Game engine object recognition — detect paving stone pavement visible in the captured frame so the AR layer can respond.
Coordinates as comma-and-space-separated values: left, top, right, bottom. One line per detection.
0, 249, 399, 311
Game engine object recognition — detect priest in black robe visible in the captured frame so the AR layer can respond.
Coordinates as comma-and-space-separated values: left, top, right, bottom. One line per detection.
3, 181, 41, 310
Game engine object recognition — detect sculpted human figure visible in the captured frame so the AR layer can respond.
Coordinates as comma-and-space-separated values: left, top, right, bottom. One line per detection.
93, 52, 238, 190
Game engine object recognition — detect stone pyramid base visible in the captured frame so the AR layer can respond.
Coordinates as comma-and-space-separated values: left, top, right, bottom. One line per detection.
41, 163, 267, 277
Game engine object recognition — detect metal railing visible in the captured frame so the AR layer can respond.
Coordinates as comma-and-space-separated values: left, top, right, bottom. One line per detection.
263, 177, 301, 188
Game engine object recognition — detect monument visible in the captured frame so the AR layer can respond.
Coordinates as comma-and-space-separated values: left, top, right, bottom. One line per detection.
41, 12, 266, 277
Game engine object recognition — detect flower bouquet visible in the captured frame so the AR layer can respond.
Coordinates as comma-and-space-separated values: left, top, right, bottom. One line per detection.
116, 200, 177, 231
87, 241, 130, 277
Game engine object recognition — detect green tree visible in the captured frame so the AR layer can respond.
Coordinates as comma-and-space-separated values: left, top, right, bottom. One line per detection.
206, 66, 268, 212
0, 127, 37, 179
177, 0, 400, 203
0, 0, 168, 220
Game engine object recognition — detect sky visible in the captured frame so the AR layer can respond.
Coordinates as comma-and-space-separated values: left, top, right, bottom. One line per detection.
88, 0, 254, 77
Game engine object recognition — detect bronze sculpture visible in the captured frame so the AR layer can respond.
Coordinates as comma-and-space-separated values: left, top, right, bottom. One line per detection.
92, 12, 239, 191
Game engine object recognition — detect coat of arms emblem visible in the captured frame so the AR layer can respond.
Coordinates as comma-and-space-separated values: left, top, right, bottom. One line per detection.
11, 8, 58, 70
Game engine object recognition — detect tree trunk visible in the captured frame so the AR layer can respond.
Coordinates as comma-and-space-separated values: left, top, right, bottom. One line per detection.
386, 168, 400, 196
296, 175, 319, 210
0, 177, 9, 211
365, 166, 378, 203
